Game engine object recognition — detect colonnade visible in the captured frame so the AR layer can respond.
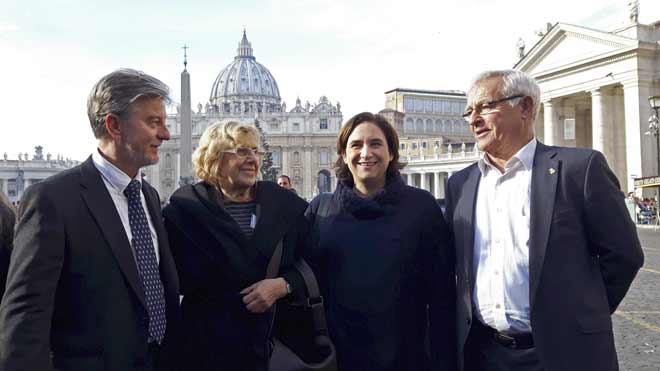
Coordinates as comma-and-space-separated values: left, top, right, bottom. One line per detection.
401, 171, 455, 199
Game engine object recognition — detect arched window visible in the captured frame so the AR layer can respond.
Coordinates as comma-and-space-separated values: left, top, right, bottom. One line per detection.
425, 119, 433, 132
435, 119, 442, 132
319, 150, 329, 165
317, 170, 332, 193
415, 119, 424, 132
405, 118, 414, 132
293, 176, 303, 191
293, 151, 300, 165
165, 153, 173, 169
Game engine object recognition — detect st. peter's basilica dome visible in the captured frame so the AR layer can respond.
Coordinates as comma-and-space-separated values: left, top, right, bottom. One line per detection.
209, 31, 282, 114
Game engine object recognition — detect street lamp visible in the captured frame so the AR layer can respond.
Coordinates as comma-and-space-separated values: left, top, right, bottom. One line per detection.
647, 96, 660, 224
648, 96, 660, 175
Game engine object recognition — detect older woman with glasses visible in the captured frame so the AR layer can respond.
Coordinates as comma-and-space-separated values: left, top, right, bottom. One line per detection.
163, 121, 309, 371
305, 112, 456, 371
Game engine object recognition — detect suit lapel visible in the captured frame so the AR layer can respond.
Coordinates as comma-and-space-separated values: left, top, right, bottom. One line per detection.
529, 143, 559, 310
460, 166, 481, 295
79, 158, 147, 309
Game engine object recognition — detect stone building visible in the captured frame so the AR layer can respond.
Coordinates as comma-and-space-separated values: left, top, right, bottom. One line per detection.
144, 31, 343, 200
379, 88, 472, 142
515, 17, 660, 192
0, 146, 78, 204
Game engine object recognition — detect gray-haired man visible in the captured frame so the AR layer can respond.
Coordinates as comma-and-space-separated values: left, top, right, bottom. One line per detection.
445, 69, 643, 370
0, 69, 180, 371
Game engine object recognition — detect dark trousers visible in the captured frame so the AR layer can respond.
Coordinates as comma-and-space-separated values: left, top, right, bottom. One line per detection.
464, 320, 544, 371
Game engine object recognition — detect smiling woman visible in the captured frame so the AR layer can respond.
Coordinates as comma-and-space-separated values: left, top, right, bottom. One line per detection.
163, 121, 310, 371
304, 112, 457, 371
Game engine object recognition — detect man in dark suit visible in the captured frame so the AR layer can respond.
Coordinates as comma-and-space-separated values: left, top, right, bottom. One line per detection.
445, 69, 644, 371
0, 68, 180, 371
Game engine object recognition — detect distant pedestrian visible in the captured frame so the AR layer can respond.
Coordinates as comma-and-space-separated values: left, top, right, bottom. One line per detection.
277, 174, 299, 195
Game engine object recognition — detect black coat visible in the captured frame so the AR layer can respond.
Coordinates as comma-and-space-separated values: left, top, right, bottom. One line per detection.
0, 157, 181, 371
163, 181, 309, 371
445, 143, 644, 371
305, 175, 457, 371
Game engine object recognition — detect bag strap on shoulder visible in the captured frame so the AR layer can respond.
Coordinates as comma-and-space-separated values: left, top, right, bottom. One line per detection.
266, 239, 284, 279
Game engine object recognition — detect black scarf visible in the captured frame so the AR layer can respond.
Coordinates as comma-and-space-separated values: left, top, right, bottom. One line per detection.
337, 173, 405, 219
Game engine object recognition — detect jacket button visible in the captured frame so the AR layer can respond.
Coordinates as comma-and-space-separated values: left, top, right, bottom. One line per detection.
466, 318, 471, 325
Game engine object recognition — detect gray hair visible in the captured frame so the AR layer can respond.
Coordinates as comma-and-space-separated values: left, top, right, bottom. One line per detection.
87, 68, 171, 139
468, 70, 541, 120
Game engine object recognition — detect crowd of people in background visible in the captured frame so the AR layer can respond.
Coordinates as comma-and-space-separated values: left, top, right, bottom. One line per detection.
627, 192, 659, 225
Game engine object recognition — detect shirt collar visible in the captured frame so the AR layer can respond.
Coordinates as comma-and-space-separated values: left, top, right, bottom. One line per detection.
92, 149, 141, 194
478, 138, 537, 175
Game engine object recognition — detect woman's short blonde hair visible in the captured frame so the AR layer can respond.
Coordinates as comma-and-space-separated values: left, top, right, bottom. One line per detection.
193, 121, 260, 186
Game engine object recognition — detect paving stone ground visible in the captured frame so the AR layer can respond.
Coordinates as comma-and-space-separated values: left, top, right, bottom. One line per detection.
614, 227, 660, 370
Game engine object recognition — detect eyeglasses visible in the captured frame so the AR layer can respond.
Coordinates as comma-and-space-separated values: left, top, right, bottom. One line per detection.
462, 95, 525, 121
222, 147, 264, 157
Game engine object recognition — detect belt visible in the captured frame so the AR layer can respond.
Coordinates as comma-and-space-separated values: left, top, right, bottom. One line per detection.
473, 320, 535, 349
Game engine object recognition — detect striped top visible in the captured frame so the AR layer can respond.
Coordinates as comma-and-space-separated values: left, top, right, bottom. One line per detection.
225, 201, 257, 238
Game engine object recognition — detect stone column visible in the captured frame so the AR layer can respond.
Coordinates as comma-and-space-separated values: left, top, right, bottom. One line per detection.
611, 88, 628, 189
623, 81, 654, 192
304, 146, 313, 198
591, 88, 608, 159
543, 100, 556, 146
433, 172, 440, 198
561, 98, 576, 147
419, 172, 427, 191
281, 148, 289, 177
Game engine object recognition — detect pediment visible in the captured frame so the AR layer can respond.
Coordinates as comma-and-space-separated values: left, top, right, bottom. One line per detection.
517, 23, 638, 75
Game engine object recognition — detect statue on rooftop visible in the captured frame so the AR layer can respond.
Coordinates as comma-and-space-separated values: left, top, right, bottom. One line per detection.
628, 0, 639, 24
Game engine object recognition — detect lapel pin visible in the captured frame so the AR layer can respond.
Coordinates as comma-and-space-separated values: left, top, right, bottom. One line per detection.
549, 167, 556, 175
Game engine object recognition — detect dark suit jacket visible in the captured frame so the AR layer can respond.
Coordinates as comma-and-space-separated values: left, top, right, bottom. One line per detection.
445, 142, 644, 371
0, 157, 180, 371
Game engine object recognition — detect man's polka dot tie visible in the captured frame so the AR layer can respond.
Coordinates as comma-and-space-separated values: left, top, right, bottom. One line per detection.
124, 180, 167, 344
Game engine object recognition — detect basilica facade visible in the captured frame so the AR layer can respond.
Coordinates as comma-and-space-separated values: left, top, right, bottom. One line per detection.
144, 31, 343, 201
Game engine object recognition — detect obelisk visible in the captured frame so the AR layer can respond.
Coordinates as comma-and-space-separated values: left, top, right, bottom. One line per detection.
179, 44, 193, 185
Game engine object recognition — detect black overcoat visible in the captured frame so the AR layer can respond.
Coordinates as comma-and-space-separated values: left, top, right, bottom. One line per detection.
163, 181, 309, 371
305, 175, 457, 371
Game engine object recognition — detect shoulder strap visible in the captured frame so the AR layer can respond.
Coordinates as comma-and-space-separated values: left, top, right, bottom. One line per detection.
316, 192, 332, 218
313, 193, 333, 240
294, 259, 329, 335
265, 239, 283, 279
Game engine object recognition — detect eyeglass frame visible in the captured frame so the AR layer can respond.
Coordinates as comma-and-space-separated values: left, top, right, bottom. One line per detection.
221, 146, 264, 158
462, 94, 525, 121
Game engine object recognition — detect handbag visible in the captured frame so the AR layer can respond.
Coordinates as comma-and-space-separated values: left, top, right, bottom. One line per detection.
266, 241, 337, 371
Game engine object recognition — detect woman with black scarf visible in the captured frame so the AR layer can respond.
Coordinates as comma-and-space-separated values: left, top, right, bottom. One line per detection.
305, 112, 457, 371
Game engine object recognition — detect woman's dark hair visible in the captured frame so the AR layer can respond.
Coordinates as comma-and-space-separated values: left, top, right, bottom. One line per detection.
334, 112, 405, 186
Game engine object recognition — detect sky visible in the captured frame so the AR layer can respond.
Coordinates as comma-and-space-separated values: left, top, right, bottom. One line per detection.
1, 0, 658, 161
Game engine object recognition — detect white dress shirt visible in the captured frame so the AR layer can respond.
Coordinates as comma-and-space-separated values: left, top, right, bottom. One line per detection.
92, 149, 160, 263
473, 138, 537, 334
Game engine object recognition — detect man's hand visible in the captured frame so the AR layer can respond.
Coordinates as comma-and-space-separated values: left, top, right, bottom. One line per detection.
240, 278, 288, 313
